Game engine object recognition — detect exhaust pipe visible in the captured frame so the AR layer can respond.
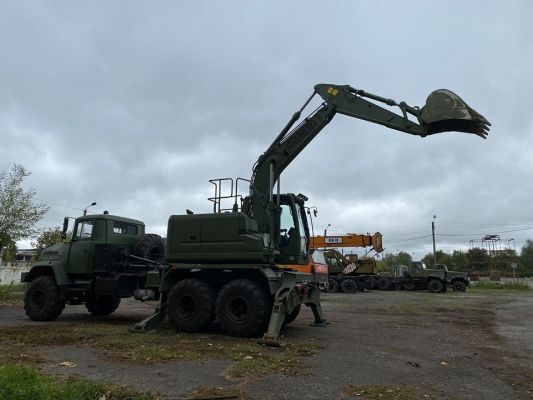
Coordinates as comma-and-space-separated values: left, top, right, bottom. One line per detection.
419, 89, 491, 139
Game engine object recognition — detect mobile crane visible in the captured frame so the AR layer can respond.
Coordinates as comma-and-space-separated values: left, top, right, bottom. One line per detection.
310, 232, 383, 293
23, 83, 489, 345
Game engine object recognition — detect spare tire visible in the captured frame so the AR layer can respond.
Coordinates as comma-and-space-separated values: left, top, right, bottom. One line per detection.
134, 233, 165, 262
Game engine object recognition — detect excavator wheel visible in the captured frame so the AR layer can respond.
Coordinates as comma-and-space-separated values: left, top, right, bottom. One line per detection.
216, 279, 272, 338
167, 279, 216, 333
340, 279, 358, 294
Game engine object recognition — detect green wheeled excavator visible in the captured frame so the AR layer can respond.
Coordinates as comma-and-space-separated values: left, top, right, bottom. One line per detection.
129, 83, 490, 344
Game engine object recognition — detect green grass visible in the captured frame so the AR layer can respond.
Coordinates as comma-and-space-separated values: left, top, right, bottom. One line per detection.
0, 321, 320, 381
470, 281, 531, 291
0, 363, 159, 400
0, 283, 26, 303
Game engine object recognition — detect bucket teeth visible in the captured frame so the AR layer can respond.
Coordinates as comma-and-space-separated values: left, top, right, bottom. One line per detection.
420, 89, 491, 138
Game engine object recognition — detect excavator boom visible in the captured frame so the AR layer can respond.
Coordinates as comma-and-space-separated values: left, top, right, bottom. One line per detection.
249, 83, 490, 242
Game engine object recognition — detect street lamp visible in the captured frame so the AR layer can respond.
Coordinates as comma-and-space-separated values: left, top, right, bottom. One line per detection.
83, 202, 97, 216
432, 215, 437, 264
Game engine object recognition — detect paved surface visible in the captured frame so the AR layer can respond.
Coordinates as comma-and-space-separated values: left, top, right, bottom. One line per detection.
1, 290, 532, 399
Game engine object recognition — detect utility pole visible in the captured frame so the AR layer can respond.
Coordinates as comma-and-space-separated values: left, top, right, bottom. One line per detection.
432, 215, 437, 265
323, 223, 331, 249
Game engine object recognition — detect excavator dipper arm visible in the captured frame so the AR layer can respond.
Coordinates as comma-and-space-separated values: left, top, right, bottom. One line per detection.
249, 83, 490, 232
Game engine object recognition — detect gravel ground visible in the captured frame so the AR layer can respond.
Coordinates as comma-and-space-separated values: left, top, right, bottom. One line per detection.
1, 290, 532, 400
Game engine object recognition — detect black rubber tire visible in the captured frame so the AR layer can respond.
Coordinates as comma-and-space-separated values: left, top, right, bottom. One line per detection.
24, 276, 65, 321
283, 305, 301, 326
452, 280, 467, 292
167, 279, 216, 333
427, 279, 445, 293
327, 279, 339, 293
404, 282, 416, 291
134, 233, 165, 262
364, 277, 376, 290
216, 279, 272, 338
85, 294, 121, 316
377, 277, 392, 290
340, 279, 358, 294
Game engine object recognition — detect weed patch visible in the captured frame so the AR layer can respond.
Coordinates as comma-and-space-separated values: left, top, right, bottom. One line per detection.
344, 384, 435, 400
0, 283, 26, 304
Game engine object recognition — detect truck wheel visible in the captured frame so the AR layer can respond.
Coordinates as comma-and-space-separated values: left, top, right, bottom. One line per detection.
135, 234, 165, 262
24, 276, 65, 321
216, 279, 272, 338
283, 305, 301, 326
364, 277, 376, 290
355, 278, 366, 291
167, 279, 216, 333
85, 294, 121, 316
340, 279, 358, 294
404, 282, 416, 291
427, 279, 445, 293
377, 277, 391, 290
327, 279, 339, 293
452, 280, 467, 292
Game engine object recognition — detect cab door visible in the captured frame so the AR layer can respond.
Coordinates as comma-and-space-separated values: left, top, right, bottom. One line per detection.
68, 219, 93, 275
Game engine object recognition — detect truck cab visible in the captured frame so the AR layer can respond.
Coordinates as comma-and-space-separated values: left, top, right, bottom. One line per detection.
22, 213, 163, 322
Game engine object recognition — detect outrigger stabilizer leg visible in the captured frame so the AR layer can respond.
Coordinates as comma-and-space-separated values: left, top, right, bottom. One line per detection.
258, 280, 328, 346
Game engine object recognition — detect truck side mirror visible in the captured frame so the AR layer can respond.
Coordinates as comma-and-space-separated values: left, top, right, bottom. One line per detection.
61, 217, 69, 240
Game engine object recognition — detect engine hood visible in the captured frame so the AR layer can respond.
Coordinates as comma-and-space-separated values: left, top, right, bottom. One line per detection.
38, 243, 68, 261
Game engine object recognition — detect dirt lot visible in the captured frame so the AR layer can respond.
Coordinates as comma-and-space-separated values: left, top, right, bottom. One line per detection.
1, 290, 532, 400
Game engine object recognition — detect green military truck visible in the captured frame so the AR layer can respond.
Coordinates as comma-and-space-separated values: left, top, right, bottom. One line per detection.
433, 263, 470, 292
22, 213, 164, 321
376, 261, 450, 293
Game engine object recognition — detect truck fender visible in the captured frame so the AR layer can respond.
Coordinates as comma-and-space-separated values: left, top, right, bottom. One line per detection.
23, 261, 71, 286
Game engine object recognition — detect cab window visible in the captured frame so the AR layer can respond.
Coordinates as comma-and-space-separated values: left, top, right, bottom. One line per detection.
75, 220, 93, 239
279, 204, 295, 245
312, 250, 326, 264
113, 222, 138, 235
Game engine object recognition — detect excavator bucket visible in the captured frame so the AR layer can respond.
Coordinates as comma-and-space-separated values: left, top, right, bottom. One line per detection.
419, 89, 491, 138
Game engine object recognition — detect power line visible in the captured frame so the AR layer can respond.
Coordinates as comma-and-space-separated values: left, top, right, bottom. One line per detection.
36, 198, 82, 211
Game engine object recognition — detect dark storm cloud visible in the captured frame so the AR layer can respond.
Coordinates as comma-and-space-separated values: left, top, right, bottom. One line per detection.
1, 1, 532, 258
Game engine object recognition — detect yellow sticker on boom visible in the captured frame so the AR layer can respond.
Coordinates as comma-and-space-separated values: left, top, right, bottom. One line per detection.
327, 87, 339, 96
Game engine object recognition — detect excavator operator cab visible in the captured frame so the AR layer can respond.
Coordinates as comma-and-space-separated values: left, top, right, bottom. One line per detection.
274, 193, 310, 264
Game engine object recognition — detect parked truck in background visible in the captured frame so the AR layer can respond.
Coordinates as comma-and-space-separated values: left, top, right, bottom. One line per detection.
433, 263, 470, 292
22, 83, 489, 343
376, 261, 450, 293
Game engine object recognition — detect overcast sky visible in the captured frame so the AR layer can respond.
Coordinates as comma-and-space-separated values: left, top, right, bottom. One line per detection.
2, 1, 532, 259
